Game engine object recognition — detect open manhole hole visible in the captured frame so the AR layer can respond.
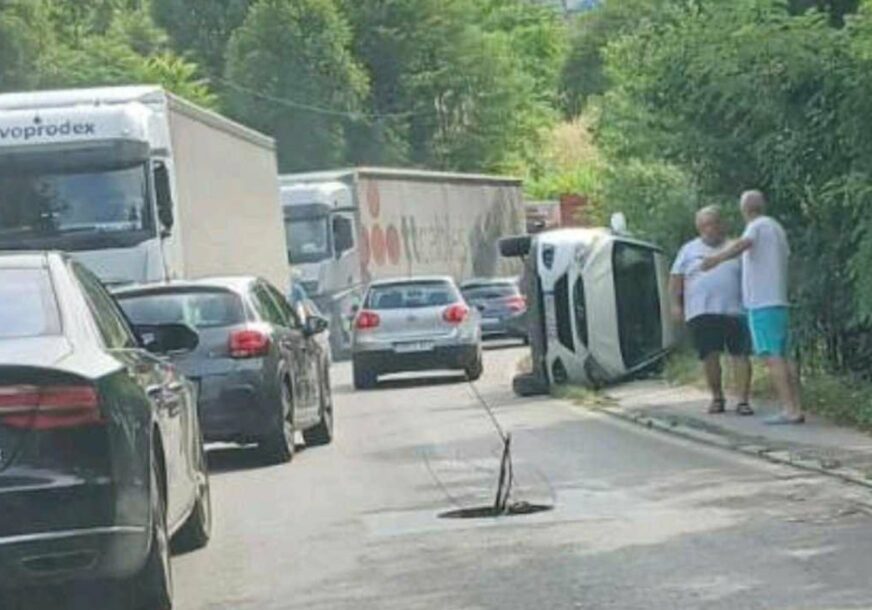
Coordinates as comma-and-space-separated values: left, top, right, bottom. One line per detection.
438, 502, 553, 520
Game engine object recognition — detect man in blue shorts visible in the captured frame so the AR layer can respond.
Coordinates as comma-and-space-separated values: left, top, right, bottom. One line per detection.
702, 190, 804, 424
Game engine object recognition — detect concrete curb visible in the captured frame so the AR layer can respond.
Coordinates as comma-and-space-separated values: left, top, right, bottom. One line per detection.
586, 403, 872, 491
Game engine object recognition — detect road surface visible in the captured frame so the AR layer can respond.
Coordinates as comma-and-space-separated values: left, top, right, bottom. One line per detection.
173, 343, 872, 610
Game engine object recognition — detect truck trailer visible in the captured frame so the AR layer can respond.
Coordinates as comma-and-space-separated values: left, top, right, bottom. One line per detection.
0, 86, 288, 291
280, 168, 525, 356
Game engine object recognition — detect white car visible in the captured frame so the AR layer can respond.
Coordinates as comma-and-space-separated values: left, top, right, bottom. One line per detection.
351, 277, 483, 389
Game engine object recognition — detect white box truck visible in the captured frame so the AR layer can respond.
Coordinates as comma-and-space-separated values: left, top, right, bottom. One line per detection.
0, 86, 289, 291
280, 168, 525, 355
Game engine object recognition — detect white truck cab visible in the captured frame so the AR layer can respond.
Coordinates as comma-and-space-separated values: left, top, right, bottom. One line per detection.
503, 225, 676, 390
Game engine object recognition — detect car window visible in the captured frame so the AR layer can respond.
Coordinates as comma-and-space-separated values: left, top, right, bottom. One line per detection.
366, 281, 459, 310
72, 263, 137, 349
266, 283, 303, 329
118, 289, 245, 329
0, 268, 62, 339
251, 282, 288, 327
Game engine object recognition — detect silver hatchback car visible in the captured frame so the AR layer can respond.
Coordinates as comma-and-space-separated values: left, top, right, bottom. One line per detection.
351, 277, 483, 389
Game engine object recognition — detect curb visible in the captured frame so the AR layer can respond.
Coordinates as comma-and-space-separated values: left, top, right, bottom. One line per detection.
588, 404, 872, 491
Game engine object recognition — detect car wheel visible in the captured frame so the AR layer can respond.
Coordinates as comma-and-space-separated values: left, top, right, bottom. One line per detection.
173, 438, 212, 553
304, 365, 334, 446
352, 359, 377, 390
260, 380, 295, 464
465, 352, 484, 381
131, 453, 173, 610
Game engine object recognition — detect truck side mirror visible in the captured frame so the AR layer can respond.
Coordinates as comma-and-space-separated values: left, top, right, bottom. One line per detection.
154, 161, 174, 234
333, 216, 354, 258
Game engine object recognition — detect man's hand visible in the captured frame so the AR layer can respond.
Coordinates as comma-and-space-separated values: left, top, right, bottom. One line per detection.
700, 255, 721, 272
671, 304, 684, 324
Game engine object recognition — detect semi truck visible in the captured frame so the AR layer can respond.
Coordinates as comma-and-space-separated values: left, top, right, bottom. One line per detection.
280, 168, 525, 356
0, 86, 289, 291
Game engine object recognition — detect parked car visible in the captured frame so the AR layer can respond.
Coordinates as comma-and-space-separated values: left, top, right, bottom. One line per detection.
351, 277, 483, 389
460, 277, 528, 342
114, 277, 334, 464
0, 252, 210, 609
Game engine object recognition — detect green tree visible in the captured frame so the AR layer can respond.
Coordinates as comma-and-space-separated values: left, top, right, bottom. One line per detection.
224, 0, 368, 172
0, 1, 54, 91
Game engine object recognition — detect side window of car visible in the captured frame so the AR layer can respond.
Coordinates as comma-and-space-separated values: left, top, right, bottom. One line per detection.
251, 283, 287, 327
72, 263, 137, 349
266, 284, 303, 330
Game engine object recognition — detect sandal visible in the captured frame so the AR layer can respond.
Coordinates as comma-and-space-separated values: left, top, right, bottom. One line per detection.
707, 398, 726, 414
736, 402, 754, 416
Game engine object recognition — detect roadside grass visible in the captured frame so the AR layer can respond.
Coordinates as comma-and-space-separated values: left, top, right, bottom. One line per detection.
552, 384, 616, 408
664, 347, 872, 432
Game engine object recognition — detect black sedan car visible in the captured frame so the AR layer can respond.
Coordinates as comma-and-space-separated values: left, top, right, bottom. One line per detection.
460, 277, 529, 342
0, 253, 210, 609
115, 276, 334, 464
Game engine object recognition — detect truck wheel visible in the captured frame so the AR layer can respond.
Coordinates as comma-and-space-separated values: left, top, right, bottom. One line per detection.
352, 360, 377, 390
131, 454, 173, 610
259, 381, 295, 464
303, 366, 334, 446
499, 235, 532, 258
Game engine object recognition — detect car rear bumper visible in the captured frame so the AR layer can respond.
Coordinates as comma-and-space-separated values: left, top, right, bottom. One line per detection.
353, 343, 479, 374
193, 365, 273, 443
481, 312, 527, 339
0, 524, 149, 588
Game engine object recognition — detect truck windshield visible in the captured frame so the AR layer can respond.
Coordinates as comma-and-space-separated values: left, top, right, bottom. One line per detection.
0, 164, 153, 251
286, 216, 331, 263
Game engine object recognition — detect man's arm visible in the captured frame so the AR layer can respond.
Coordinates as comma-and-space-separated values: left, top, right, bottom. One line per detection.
701, 238, 752, 271
669, 274, 685, 323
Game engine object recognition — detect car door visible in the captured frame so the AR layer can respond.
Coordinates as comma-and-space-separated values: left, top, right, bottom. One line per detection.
265, 283, 320, 422
71, 263, 194, 527
250, 282, 312, 424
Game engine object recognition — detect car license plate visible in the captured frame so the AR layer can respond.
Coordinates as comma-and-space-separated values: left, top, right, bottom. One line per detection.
394, 341, 435, 353
482, 317, 500, 325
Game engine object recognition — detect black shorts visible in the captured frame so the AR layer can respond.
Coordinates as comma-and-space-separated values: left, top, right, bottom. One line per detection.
687, 314, 751, 359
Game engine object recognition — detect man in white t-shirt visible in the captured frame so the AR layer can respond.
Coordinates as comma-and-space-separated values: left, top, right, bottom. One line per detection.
671, 206, 753, 415
702, 190, 803, 424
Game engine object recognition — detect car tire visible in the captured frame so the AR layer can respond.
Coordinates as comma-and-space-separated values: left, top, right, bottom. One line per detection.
173, 438, 211, 553
260, 380, 295, 464
352, 359, 377, 390
131, 453, 173, 610
512, 372, 549, 397
499, 234, 532, 258
304, 366, 334, 446
465, 353, 484, 381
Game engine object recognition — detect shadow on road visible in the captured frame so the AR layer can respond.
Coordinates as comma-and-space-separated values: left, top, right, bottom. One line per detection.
482, 340, 526, 352
375, 374, 468, 391
206, 444, 304, 475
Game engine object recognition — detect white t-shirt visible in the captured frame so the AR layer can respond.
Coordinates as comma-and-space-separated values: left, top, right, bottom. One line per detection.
671, 237, 744, 322
741, 216, 790, 309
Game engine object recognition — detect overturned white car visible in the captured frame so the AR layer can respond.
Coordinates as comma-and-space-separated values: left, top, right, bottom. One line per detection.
501, 225, 677, 393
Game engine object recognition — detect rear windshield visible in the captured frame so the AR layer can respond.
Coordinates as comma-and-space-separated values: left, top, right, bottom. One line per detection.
461, 283, 518, 301
118, 289, 245, 329
0, 268, 61, 338
366, 281, 459, 310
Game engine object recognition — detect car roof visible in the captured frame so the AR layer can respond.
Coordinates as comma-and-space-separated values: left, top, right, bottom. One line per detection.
113, 276, 259, 297
0, 251, 59, 269
367, 275, 457, 288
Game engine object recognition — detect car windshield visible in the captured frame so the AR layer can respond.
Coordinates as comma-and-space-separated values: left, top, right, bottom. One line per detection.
286, 217, 330, 264
0, 268, 61, 338
461, 283, 518, 301
366, 281, 458, 309
0, 165, 152, 249
117, 289, 245, 329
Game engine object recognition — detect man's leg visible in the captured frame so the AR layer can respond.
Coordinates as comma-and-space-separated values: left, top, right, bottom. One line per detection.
702, 353, 724, 404
725, 315, 752, 410
766, 357, 801, 417
731, 356, 752, 405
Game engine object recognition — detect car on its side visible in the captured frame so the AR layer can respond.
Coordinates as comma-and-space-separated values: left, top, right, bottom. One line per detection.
0, 252, 210, 609
351, 277, 483, 389
114, 277, 334, 464
460, 277, 528, 343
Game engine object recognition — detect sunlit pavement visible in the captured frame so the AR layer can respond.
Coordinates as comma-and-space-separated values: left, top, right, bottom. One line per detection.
172, 341, 872, 610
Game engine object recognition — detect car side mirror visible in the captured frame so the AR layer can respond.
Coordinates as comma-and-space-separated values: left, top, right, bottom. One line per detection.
304, 315, 329, 337
135, 323, 199, 355
154, 161, 174, 235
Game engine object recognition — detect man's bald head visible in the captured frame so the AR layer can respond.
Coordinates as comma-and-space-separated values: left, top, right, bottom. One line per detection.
740, 190, 766, 220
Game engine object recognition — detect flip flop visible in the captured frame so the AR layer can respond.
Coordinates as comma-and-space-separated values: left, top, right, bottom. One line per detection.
764, 412, 805, 425
707, 398, 726, 414
736, 402, 754, 416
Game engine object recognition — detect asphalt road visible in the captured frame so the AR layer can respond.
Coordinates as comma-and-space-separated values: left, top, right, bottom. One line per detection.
170, 343, 872, 610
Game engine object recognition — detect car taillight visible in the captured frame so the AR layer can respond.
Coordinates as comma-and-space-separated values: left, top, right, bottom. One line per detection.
0, 384, 102, 430
443, 303, 470, 324
229, 328, 271, 358
505, 295, 527, 312
355, 310, 381, 330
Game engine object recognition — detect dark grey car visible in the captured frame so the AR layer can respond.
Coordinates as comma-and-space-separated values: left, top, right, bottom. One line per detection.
115, 277, 333, 464
460, 278, 528, 342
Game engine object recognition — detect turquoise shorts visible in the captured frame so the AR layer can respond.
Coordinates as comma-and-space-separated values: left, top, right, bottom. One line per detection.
747, 306, 790, 357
